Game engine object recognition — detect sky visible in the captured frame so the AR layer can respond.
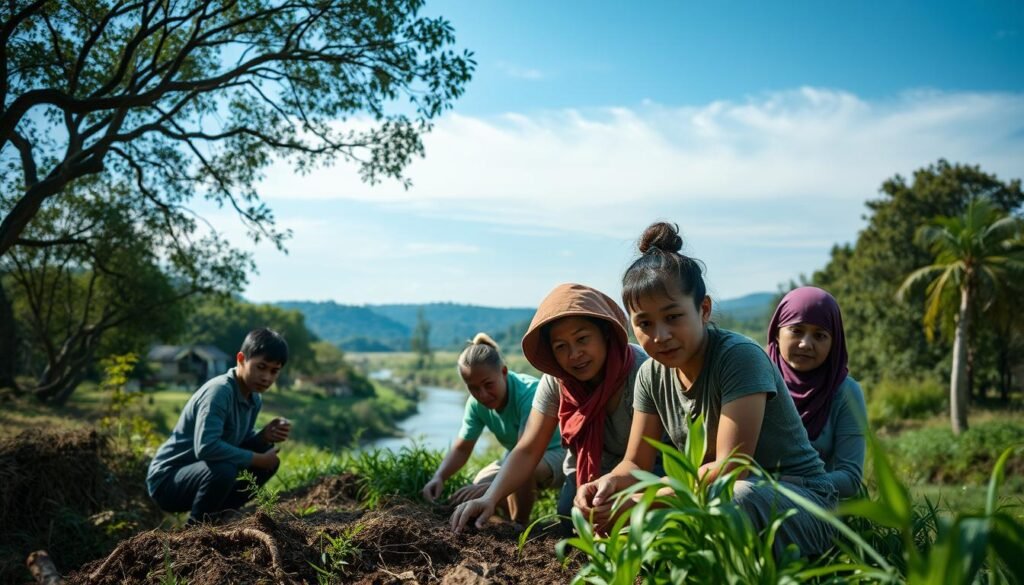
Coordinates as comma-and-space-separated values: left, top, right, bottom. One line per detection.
230, 0, 1024, 309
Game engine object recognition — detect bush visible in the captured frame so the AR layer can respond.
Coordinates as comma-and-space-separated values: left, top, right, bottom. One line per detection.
867, 376, 947, 429
884, 420, 1024, 485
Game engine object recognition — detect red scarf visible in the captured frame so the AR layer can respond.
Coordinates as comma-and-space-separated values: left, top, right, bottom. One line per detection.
557, 336, 634, 486
521, 283, 634, 487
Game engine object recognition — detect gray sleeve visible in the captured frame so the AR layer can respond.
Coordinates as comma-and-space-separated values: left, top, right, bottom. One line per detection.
193, 389, 254, 467
718, 342, 779, 405
632, 360, 659, 414
531, 374, 561, 418
828, 378, 867, 498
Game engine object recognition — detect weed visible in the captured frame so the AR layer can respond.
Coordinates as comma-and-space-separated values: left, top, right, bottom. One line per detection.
309, 525, 363, 583
240, 469, 279, 515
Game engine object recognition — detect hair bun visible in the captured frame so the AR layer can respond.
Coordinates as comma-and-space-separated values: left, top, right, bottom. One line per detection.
638, 222, 683, 254
471, 332, 499, 350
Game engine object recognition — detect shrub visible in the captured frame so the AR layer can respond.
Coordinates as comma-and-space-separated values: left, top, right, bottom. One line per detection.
885, 421, 1024, 485
867, 376, 947, 429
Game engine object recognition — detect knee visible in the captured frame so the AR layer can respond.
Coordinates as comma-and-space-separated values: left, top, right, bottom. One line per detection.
205, 461, 240, 486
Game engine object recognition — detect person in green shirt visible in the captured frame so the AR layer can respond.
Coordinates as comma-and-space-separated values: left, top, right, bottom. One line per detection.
576, 222, 837, 558
422, 333, 565, 525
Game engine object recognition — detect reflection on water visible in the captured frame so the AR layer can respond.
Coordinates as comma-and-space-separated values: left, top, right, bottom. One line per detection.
367, 386, 472, 452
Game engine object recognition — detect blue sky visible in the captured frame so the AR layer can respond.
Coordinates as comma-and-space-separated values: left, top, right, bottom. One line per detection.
231, 0, 1024, 308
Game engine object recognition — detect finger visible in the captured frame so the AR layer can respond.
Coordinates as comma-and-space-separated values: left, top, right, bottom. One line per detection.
451, 506, 467, 534
475, 505, 490, 530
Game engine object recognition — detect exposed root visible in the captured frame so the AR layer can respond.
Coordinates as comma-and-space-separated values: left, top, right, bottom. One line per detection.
87, 527, 294, 585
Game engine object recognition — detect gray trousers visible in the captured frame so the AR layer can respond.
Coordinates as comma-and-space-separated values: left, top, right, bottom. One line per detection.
734, 474, 838, 558
150, 436, 277, 523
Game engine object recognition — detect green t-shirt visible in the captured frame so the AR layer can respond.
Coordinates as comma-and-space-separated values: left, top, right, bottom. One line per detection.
458, 370, 562, 453
633, 328, 825, 479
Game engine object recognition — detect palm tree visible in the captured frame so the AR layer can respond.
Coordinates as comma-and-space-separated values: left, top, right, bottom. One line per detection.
897, 197, 1024, 434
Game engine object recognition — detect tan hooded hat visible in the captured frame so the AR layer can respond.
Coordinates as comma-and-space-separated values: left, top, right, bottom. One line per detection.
521, 283, 630, 378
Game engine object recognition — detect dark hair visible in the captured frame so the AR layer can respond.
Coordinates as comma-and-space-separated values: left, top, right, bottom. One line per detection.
622, 222, 707, 311
239, 328, 289, 365
540, 315, 608, 348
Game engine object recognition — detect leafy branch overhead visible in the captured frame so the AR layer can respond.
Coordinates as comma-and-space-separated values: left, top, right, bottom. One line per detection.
0, 0, 476, 255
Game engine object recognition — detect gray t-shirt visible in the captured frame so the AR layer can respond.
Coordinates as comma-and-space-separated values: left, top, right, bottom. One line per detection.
810, 376, 867, 498
532, 344, 649, 476
634, 328, 825, 480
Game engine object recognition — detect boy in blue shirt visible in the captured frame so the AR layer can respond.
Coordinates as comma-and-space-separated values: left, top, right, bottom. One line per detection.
147, 328, 292, 524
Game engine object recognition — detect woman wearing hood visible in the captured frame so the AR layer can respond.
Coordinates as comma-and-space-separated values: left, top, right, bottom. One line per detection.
450, 283, 648, 534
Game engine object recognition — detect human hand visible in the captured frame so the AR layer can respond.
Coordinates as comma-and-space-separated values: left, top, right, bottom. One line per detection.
252, 447, 280, 470
574, 477, 619, 532
450, 497, 496, 535
261, 417, 291, 443
422, 476, 444, 502
449, 483, 489, 505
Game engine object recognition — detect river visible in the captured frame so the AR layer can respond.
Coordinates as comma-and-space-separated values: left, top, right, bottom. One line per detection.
365, 385, 491, 452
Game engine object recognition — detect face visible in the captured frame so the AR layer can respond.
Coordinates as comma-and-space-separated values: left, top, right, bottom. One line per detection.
548, 316, 608, 385
235, 352, 284, 394
630, 288, 711, 370
460, 364, 508, 410
777, 322, 833, 372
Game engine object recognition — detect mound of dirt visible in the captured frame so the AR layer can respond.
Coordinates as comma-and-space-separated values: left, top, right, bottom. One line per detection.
65, 474, 575, 585
0, 429, 162, 583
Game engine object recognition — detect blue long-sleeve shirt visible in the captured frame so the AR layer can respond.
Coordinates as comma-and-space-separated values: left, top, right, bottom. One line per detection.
146, 368, 263, 496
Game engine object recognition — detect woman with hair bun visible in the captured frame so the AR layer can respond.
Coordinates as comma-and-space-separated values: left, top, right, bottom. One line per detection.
422, 333, 565, 525
576, 222, 837, 558
449, 284, 649, 535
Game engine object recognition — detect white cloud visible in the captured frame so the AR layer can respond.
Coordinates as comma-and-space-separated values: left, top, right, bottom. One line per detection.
244, 88, 1024, 303
259, 87, 1024, 241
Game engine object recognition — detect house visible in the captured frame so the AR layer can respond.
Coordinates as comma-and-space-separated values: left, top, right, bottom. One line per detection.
147, 344, 231, 387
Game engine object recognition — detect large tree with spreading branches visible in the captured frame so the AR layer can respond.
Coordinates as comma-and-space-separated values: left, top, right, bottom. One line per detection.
0, 0, 474, 393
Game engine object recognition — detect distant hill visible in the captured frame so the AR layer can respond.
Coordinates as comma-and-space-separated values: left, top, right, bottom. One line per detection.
275, 301, 534, 351
372, 303, 536, 349
275, 301, 410, 351
279, 293, 775, 352
714, 292, 776, 322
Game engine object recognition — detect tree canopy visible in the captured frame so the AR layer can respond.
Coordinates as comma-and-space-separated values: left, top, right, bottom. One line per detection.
813, 160, 1024, 393
0, 0, 474, 395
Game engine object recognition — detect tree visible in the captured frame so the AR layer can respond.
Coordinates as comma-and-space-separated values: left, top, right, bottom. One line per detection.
410, 307, 431, 368
813, 161, 1024, 388
0, 0, 474, 386
184, 295, 317, 377
896, 197, 1024, 434
3, 176, 240, 403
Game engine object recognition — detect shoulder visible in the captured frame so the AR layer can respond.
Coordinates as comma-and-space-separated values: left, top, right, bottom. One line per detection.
713, 329, 772, 366
837, 376, 867, 410
508, 370, 540, 392
535, 374, 560, 397
195, 372, 235, 403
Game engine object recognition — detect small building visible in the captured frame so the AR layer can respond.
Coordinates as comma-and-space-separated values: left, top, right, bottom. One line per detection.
147, 344, 231, 388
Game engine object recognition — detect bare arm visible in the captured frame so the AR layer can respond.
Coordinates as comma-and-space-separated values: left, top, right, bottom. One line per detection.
422, 437, 476, 501
699, 392, 766, 482
574, 410, 663, 528
450, 408, 557, 532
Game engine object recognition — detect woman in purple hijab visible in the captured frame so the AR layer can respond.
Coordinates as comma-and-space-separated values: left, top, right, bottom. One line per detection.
767, 286, 867, 498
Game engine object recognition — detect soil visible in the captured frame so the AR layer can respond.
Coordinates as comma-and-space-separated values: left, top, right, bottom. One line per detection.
62, 473, 576, 585
0, 429, 162, 584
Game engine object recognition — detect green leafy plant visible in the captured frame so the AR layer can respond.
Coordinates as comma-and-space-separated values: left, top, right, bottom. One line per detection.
558, 414, 810, 584
309, 525, 364, 584
239, 470, 279, 516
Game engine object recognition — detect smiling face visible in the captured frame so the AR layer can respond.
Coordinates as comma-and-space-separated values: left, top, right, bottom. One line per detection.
777, 322, 833, 372
629, 287, 711, 372
459, 363, 509, 410
548, 316, 608, 386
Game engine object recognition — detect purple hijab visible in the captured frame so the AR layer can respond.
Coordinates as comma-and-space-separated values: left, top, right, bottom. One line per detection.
767, 286, 848, 441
